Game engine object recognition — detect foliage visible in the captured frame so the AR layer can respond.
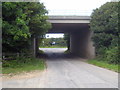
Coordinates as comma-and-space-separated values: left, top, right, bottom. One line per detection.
2, 2, 51, 53
90, 2, 118, 49
27, 2, 51, 36
40, 38, 67, 47
90, 2, 119, 64
105, 47, 119, 64
2, 2, 30, 52
2, 57, 45, 74
87, 59, 119, 72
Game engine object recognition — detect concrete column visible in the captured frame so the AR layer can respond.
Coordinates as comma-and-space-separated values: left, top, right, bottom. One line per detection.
31, 35, 40, 57
31, 35, 36, 57
35, 37, 39, 56
70, 30, 95, 59
33, 37, 36, 57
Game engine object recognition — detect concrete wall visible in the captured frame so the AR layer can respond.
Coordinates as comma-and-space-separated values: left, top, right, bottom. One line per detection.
70, 30, 95, 59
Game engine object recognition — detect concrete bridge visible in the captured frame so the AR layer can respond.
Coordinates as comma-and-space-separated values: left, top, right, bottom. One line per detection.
33, 16, 95, 59
46, 16, 95, 59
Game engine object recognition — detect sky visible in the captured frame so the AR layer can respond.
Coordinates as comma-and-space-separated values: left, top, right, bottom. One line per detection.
40, 0, 112, 16
40, 0, 112, 38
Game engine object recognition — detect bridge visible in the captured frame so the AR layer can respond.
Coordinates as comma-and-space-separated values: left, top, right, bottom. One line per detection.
47, 16, 90, 33
33, 16, 95, 59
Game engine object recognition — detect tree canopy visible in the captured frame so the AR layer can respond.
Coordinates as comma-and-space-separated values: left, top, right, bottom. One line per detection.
90, 2, 119, 64
90, 2, 118, 48
2, 2, 51, 53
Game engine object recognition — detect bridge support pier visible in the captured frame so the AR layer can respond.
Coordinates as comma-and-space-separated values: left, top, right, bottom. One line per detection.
31, 35, 39, 57
70, 30, 95, 59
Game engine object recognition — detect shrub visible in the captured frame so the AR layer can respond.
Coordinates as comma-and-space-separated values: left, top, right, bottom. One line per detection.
90, 2, 119, 65
106, 47, 119, 64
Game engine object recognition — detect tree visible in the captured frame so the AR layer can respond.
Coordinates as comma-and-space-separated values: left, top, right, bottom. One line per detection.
90, 2, 118, 52
90, 2, 119, 64
2, 2, 31, 52
2, 2, 51, 53
26, 2, 51, 37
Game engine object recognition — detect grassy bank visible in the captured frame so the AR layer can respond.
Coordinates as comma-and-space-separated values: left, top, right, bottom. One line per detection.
2, 57, 45, 74
39, 46, 67, 48
87, 59, 119, 72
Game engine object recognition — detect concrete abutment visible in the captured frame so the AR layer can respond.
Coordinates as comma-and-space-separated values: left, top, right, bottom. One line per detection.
70, 30, 95, 59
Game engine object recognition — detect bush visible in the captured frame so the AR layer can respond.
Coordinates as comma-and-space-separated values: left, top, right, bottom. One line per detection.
90, 2, 119, 65
2, 56, 36, 68
2, 57, 45, 74
105, 47, 119, 64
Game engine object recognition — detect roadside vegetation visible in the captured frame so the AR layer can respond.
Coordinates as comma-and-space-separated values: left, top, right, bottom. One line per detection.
87, 59, 119, 72
39, 38, 67, 48
2, 2, 51, 74
89, 2, 119, 72
2, 57, 45, 74
40, 46, 67, 48
2, 2, 119, 74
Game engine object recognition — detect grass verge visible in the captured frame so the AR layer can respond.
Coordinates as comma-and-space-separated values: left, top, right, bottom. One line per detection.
87, 59, 119, 72
39, 46, 67, 48
2, 57, 45, 74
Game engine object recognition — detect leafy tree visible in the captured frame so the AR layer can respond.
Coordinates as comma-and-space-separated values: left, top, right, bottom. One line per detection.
90, 2, 118, 50
26, 2, 51, 37
2, 2, 51, 53
90, 2, 119, 64
2, 2, 31, 52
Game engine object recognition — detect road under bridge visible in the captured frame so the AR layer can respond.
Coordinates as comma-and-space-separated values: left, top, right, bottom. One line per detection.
33, 16, 95, 59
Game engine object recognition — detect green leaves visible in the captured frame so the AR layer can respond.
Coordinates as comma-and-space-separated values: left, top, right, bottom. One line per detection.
90, 2, 119, 64
90, 2, 118, 34
90, 2, 118, 48
27, 2, 51, 36
2, 2, 51, 53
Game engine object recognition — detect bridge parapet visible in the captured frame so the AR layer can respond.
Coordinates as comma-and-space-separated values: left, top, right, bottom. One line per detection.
48, 16, 91, 20
47, 16, 90, 24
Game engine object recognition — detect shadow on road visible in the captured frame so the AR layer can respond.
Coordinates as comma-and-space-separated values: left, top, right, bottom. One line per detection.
37, 48, 84, 61
46, 52, 79, 60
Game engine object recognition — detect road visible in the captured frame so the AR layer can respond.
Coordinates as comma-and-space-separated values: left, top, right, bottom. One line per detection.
2, 48, 118, 88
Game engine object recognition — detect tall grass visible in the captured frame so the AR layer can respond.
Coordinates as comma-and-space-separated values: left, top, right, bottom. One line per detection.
87, 59, 119, 72
2, 57, 45, 74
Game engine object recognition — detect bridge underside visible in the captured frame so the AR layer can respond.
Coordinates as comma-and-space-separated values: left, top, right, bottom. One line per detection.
47, 22, 95, 59
48, 23, 89, 33
31, 16, 95, 59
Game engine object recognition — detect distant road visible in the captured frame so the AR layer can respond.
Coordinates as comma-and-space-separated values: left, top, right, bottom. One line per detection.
3, 48, 118, 88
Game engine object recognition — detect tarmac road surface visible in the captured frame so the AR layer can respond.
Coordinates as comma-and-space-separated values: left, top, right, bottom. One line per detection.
2, 48, 118, 88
